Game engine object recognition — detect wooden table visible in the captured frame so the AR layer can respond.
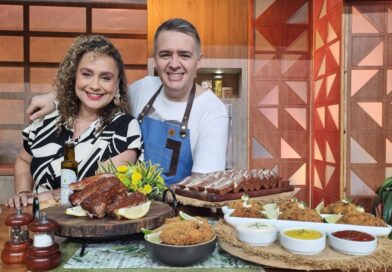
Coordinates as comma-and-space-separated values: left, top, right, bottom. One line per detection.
0, 205, 370, 272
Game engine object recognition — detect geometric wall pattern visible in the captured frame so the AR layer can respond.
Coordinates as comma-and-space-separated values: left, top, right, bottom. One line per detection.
250, 0, 311, 202
346, 3, 392, 204
311, 0, 343, 207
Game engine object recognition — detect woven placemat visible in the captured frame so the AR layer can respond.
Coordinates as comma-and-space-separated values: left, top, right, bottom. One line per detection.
214, 221, 392, 272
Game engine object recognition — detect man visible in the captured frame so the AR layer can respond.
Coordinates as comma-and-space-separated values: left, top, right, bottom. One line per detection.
27, 18, 228, 185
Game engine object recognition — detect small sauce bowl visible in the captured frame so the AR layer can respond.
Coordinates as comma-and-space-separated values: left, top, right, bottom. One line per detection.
236, 222, 278, 246
280, 228, 326, 255
328, 230, 377, 255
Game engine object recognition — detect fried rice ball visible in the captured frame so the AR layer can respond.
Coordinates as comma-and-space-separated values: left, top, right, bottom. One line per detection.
320, 201, 357, 214
278, 207, 323, 223
278, 200, 303, 212
160, 217, 215, 246
227, 200, 263, 211
337, 212, 387, 227
231, 206, 266, 218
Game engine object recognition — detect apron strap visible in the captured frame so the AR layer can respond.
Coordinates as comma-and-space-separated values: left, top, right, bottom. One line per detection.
137, 82, 196, 138
137, 85, 163, 124
179, 82, 196, 138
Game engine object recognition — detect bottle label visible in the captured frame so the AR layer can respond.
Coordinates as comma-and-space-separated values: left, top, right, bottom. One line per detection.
61, 169, 77, 205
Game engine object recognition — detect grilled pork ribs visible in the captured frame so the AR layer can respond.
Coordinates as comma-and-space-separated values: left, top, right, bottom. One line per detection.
68, 175, 147, 219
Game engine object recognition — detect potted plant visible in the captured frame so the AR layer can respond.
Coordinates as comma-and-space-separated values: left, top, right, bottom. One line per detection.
373, 176, 392, 238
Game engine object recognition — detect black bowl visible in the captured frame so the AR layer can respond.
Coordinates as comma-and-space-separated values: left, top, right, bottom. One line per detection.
144, 235, 216, 266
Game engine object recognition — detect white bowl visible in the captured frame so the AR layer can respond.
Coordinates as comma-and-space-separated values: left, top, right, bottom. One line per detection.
236, 222, 278, 246
328, 230, 377, 256
280, 228, 326, 255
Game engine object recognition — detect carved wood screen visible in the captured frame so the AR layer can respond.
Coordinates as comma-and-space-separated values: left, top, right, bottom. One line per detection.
345, 1, 392, 206
250, 0, 311, 202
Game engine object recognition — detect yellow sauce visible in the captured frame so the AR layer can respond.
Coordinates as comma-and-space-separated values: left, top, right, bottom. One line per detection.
284, 229, 322, 240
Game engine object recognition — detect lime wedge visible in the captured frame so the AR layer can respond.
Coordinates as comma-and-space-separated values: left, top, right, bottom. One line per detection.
65, 206, 88, 217
145, 232, 162, 244
141, 228, 153, 235
262, 207, 280, 220
116, 201, 151, 220
179, 211, 195, 221
179, 211, 204, 224
324, 214, 342, 224
315, 201, 324, 214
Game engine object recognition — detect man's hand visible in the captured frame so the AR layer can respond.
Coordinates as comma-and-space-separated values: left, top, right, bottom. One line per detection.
27, 91, 57, 121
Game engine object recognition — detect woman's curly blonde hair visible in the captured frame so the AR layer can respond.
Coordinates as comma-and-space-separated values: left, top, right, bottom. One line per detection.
55, 35, 129, 133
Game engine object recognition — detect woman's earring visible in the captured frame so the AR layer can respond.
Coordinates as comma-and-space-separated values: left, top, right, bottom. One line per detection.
114, 91, 121, 106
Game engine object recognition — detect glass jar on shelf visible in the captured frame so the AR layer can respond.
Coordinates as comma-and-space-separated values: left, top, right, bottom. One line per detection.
213, 75, 223, 98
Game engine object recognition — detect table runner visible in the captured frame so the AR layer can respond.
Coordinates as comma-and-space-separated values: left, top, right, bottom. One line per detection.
53, 240, 262, 272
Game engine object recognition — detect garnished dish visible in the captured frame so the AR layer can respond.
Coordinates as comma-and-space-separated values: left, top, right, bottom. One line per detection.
279, 228, 326, 255
64, 174, 151, 220
144, 213, 216, 266
318, 199, 364, 214
328, 230, 377, 255
224, 197, 392, 236
236, 222, 277, 246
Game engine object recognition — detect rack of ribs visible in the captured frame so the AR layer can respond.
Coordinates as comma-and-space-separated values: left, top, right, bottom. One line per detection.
69, 173, 115, 191
69, 176, 119, 206
80, 178, 127, 218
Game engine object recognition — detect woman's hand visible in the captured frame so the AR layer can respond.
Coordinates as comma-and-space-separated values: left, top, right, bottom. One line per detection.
5, 189, 60, 208
5, 191, 35, 208
27, 91, 57, 121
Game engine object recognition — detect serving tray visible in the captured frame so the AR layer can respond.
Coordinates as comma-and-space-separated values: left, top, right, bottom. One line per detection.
215, 221, 392, 271
43, 201, 174, 238
224, 214, 392, 237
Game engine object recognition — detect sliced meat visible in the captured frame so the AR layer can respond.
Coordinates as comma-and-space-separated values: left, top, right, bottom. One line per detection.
69, 173, 115, 191
80, 178, 127, 218
106, 191, 148, 219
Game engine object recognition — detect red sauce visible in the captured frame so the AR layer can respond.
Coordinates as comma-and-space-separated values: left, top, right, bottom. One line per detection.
332, 230, 375, 242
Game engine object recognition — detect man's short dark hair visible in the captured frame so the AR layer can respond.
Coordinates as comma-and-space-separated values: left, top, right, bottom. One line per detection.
154, 18, 201, 55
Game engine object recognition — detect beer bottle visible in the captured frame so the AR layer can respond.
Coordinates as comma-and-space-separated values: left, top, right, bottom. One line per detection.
60, 140, 78, 205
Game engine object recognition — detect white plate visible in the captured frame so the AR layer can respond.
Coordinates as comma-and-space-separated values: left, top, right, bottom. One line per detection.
224, 214, 392, 237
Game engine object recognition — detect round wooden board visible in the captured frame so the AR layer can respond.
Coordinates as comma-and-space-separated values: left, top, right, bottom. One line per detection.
43, 201, 174, 238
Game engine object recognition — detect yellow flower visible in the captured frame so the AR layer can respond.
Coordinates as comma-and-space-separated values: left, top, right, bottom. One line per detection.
143, 184, 152, 195
131, 178, 140, 187
116, 165, 128, 173
117, 173, 127, 183
132, 171, 142, 182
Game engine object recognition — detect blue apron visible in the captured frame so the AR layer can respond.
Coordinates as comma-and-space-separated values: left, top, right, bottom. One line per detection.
138, 83, 196, 185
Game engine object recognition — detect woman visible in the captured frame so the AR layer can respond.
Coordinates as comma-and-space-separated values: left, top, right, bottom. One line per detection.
6, 35, 142, 208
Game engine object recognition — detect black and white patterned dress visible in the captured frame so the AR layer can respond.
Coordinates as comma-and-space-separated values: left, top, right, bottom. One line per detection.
23, 110, 142, 193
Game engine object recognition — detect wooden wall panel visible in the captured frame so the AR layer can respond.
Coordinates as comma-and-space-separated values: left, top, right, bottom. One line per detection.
92, 9, 147, 34
0, 36, 23, 61
311, 0, 343, 207
0, 5, 23, 30
250, 0, 311, 203
30, 6, 86, 32
346, 1, 392, 208
0, 67, 24, 93
147, 0, 248, 59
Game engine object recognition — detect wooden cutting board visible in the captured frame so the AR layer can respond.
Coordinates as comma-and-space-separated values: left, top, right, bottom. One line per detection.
43, 201, 174, 238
